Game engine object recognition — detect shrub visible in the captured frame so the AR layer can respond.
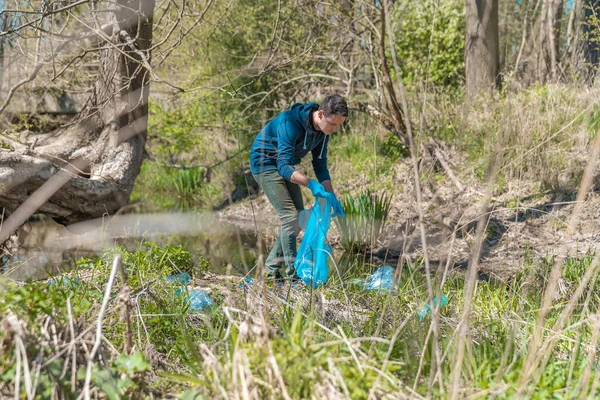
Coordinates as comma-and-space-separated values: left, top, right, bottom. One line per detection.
391, 0, 465, 87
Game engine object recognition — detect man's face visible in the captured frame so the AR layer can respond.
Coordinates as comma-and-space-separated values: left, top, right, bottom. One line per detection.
315, 111, 346, 135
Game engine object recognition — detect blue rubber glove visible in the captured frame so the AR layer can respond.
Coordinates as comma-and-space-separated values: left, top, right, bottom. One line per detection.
307, 179, 328, 198
328, 193, 345, 219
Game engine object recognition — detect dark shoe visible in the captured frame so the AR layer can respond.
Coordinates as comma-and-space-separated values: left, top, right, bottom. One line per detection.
265, 271, 284, 285
288, 275, 307, 289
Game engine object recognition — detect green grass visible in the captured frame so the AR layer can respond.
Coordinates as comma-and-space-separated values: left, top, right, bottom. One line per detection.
5, 84, 600, 397
325, 114, 400, 193
334, 189, 393, 253
169, 167, 204, 199
2, 244, 600, 398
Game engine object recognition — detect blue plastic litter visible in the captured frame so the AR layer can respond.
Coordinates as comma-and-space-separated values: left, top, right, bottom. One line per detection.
187, 289, 213, 311
239, 277, 254, 289
166, 273, 211, 311
48, 277, 81, 287
362, 266, 396, 291
417, 294, 449, 320
175, 287, 212, 311
165, 272, 191, 285
294, 197, 335, 288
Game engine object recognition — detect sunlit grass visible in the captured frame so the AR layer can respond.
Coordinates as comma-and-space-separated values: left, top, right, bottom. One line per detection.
2, 242, 600, 397
334, 189, 393, 253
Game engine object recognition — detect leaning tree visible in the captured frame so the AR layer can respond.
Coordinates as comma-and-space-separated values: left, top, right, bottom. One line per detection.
0, 0, 161, 242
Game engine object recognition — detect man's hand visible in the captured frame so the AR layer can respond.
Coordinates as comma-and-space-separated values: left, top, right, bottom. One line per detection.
328, 193, 345, 218
307, 179, 328, 198
306, 179, 344, 218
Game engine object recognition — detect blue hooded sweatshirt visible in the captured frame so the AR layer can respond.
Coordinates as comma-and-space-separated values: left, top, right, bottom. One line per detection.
250, 102, 331, 182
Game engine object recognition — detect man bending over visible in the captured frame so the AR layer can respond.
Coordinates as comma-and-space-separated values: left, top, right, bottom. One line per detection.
250, 94, 347, 282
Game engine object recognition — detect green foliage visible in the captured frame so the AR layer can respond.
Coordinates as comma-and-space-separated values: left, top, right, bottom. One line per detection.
170, 168, 205, 199
0, 241, 219, 398
326, 122, 398, 194
391, 0, 465, 87
106, 243, 218, 362
426, 85, 590, 188
0, 280, 100, 396
150, 0, 300, 159
103, 242, 202, 288
76, 353, 151, 400
335, 190, 392, 253
562, 254, 595, 284
112, 351, 152, 375
143, 241, 196, 274
380, 133, 409, 160
588, 102, 600, 138
4, 249, 600, 397
131, 161, 222, 212
195, 307, 396, 399
179, 389, 204, 400
0, 280, 91, 325
148, 102, 209, 161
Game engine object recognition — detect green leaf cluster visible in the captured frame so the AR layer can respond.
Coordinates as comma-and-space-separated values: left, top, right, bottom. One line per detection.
391, 0, 465, 87
75, 352, 151, 400
335, 189, 393, 253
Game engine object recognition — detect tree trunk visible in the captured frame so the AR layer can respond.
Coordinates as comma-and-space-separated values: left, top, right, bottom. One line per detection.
465, 0, 500, 98
516, 0, 564, 86
0, 2, 7, 94
0, 35, 4, 94
564, 0, 600, 83
378, 2, 407, 141
0, 0, 155, 229
584, 0, 600, 72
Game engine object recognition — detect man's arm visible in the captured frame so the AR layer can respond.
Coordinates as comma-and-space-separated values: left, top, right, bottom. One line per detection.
294, 172, 343, 217
291, 171, 335, 194
290, 171, 310, 187
321, 180, 334, 193
276, 120, 300, 181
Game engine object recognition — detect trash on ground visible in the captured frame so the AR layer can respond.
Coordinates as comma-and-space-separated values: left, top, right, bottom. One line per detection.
239, 277, 254, 289
417, 294, 449, 320
165, 272, 191, 285
166, 272, 211, 311
361, 266, 397, 291
47, 277, 81, 287
174, 287, 212, 310
186, 289, 213, 311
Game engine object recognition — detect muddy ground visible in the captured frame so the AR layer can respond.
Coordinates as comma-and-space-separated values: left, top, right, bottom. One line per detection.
218, 159, 600, 282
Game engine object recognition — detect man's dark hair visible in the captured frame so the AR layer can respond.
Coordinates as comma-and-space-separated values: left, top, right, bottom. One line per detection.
319, 94, 348, 117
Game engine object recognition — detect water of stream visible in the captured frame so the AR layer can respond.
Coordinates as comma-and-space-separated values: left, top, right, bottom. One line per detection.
1, 212, 264, 281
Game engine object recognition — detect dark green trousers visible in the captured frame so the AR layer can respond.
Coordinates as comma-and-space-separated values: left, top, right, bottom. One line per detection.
253, 170, 304, 277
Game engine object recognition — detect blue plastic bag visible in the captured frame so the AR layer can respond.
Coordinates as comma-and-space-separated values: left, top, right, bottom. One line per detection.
187, 289, 213, 311
165, 272, 191, 285
166, 272, 212, 311
417, 294, 449, 320
362, 266, 396, 291
47, 276, 81, 288
174, 287, 212, 311
294, 197, 334, 288
239, 277, 254, 289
